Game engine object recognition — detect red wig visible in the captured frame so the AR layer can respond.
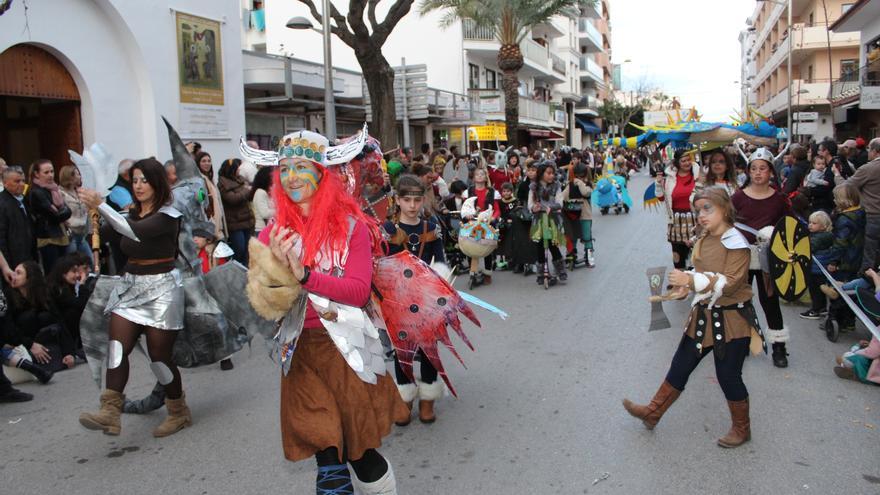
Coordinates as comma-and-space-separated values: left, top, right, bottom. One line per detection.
270, 163, 382, 267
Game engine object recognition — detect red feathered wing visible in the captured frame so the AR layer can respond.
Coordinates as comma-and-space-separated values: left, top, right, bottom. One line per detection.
372, 251, 480, 397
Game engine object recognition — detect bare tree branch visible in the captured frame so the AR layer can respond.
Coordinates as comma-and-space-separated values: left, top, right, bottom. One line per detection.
367, 0, 380, 32
373, 0, 414, 46
348, 0, 372, 40
296, 0, 356, 47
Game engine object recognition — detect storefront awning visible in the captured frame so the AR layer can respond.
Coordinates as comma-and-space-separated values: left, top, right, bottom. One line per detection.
528, 128, 565, 140
575, 117, 601, 134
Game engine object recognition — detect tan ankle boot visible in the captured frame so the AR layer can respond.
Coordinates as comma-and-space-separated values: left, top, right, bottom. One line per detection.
622, 381, 681, 430
717, 399, 751, 448
153, 394, 192, 438
417, 380, 444, 424
394, 383, 417, 426
79, 389, 124, 436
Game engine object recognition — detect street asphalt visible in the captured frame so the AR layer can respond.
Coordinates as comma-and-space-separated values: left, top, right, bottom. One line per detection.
2, 172, 878, 494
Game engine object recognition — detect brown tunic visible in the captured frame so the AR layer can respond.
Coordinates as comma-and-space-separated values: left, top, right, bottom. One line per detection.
685, 233, 757, 349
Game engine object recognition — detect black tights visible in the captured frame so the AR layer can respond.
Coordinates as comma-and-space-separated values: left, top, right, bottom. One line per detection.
748, 270, 784, 330
536, 243, 563, 263
665, 335, 750, 401
671, 242, 690, 269
105, 314, 183, 399
315, 446, 388, 484
393, 349, 438, 385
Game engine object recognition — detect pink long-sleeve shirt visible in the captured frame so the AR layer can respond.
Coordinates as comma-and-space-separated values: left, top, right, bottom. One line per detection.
259, 221, 373, 329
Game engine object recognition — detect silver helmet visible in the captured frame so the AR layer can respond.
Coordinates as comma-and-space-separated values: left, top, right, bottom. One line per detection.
748, 147, 775, 165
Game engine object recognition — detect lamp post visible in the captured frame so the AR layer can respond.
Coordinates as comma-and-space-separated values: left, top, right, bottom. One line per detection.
287, 10, 337, 140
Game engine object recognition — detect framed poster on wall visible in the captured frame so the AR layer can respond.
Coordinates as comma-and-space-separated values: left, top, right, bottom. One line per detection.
175, 11, 227, 138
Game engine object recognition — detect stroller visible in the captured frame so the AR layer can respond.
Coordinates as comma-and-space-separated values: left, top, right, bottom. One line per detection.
439, 209, 469, 275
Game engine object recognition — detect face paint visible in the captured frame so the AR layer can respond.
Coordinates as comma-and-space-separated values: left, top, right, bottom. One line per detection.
281, 161, 321, 203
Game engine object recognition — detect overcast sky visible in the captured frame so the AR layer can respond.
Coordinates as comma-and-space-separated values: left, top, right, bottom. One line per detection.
610, 0, 756, 121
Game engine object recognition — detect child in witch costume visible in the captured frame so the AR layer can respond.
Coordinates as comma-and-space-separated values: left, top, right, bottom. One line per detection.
382, 175, 446, 425
496, 182, 518, 270
623, 186, 764, 448
243, 129, 406, 495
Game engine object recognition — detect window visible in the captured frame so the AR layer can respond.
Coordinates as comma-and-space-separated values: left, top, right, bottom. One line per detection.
518, 80, 528, 97
485, 69, 497, 89
841, 59, 858, 81
842, 3, 854, 15
469, 64, 480, 89
807, 65, 813, 83
808, 12, 814, 26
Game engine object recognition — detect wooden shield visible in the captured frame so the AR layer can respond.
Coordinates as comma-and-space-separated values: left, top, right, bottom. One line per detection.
769, 215, 811, 302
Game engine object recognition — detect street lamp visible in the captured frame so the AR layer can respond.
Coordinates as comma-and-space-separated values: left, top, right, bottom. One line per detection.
287, 8, 337, 140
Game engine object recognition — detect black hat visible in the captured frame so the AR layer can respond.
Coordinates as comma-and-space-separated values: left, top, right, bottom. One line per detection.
192, 227, 215, 241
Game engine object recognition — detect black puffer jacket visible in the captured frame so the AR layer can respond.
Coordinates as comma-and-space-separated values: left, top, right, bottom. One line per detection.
26, 184, 71, 240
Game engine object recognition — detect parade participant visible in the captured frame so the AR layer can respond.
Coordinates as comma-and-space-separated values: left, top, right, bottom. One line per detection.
529, 161, 566, 286
243, 128, 405, 495
562, 163, 595, 268
462, 168, 500, 286
731, 148, 792, 368
382, 175, 445, 426
623, 186, 763, 448
77, 158, 190, 437
695, 149, 738, 197
510, 161, 539, 275
655, 149, 699, 270
496, 182, 518, 270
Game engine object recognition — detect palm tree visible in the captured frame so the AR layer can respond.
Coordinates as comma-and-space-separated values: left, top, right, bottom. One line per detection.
420, 0, 591, 147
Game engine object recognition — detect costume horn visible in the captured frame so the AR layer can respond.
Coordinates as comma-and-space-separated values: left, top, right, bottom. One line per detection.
162, 116, 200, 181
239, 137, 280, 167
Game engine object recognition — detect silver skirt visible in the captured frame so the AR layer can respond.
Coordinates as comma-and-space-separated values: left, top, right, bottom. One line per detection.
104, 270, 185, 330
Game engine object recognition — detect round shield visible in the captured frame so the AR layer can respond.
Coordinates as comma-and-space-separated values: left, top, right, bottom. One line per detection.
768, 215, 811, 301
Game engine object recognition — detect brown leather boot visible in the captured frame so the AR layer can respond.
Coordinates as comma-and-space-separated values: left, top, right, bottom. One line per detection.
153, 393, 192, 438
717, 398, 751, 448
419, 400, 436, 424
394, 383, 417, 426
418, 380, 444, 424
79, 389, 124, 436
622, 381, 681, 430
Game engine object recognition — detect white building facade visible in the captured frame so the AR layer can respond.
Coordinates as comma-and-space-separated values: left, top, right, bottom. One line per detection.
0, 0, 246, 170
240, 0, 614, 149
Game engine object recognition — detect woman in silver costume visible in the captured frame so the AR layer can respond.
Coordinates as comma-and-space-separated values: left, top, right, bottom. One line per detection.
77, 158, 191, 438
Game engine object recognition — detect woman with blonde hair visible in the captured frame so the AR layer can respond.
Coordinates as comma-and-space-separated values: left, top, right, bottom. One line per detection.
58, 166, 92, 268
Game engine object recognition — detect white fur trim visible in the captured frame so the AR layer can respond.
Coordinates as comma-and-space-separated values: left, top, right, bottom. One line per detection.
721, 228, 749, 250
692, 273, 710, 293
418, 380, 445, 401
350, 458, 397, 495
765, 327, 790, 344
757, 226, 774, 244
396, 383, 418, 403
429, 262, 453, 282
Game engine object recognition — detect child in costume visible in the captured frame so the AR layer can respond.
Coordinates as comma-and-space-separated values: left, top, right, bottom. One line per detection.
623, 186, 764, 448
562, 163, 595, 268
496, 182, 518, 271
529, 161, 567, 286
802, 211, 834, 320
382, 175, 445, 425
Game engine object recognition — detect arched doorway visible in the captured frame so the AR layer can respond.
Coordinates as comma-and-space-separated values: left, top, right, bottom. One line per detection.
0, 44, 83, 171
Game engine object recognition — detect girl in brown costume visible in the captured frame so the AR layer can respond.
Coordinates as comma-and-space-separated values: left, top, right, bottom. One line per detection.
623, 186, 765, 448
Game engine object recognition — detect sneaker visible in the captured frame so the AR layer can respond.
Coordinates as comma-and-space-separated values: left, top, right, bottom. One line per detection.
0, 388, 33, 403
799, 309, 822, 320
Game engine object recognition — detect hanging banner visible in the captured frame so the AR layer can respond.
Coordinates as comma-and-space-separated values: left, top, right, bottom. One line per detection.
176, 11, 224, 106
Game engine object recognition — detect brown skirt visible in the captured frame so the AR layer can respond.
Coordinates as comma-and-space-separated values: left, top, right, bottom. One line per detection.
280, 327, 407, 462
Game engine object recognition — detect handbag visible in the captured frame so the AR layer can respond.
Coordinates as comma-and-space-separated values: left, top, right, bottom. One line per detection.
512, 206, 533, 222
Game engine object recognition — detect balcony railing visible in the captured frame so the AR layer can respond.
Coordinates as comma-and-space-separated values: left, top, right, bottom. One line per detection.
579, 55, 602, 81
462, 19, 494, 41
831, 65, 880, 105
551, 53, 565, 75
467, 89, 553, 125
578, 18, 602, 50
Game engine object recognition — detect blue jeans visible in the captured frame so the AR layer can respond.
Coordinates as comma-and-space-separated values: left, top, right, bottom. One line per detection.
842, 278, 870, 291
228, 229, 252, 266
66, 233, 93, 268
